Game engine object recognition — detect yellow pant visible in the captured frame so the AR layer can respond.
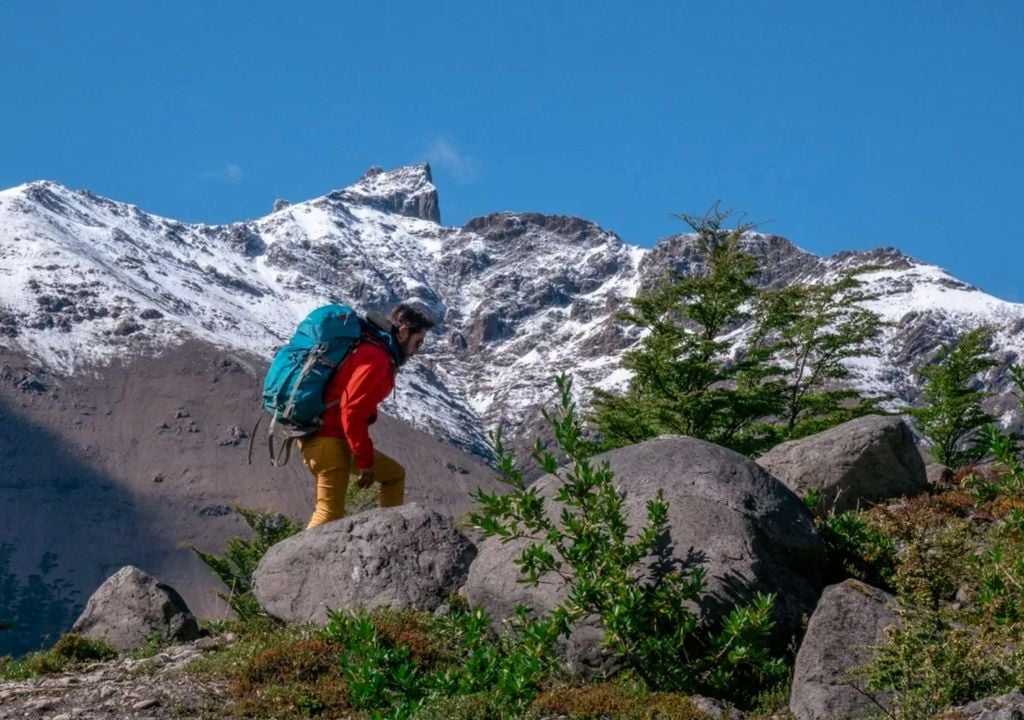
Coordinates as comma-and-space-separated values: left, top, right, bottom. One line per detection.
298, 435, 405, 528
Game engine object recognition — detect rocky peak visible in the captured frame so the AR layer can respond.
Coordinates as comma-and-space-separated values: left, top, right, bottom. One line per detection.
333, 163, 441, 223
461, 212, 620, 249
639, 231, 823, 290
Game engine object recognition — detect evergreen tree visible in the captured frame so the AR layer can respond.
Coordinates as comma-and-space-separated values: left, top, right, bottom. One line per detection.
591, 205, 886, 456
911, 326, 997, 468
591, 206, 788, 455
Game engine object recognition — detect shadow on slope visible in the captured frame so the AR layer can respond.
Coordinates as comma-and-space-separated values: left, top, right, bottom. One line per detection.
0, 341, 502, 654
0, 395, 165, 657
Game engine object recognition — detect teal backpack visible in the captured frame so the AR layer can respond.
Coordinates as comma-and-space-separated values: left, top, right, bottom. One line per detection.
250, 304, 397, 466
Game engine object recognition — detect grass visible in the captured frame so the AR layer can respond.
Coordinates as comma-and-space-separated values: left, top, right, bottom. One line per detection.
0, 632, 117, 680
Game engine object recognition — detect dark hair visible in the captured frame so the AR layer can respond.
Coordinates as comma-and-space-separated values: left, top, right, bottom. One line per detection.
388, 303, 436, 335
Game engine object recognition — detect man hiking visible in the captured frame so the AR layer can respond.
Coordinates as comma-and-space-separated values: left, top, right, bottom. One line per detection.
297, 302, 435, 528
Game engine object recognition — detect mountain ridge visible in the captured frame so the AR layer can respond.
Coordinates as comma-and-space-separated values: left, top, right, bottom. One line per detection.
2, 164, 1024, 457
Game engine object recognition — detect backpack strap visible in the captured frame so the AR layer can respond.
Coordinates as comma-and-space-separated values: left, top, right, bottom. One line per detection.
245, 413, 264, 465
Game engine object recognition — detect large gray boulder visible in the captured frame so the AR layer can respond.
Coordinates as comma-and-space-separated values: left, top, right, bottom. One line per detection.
252, 504, 475, 624
757, 415, 928, 513
464, 436, 824, 674
790, 579, 900, 720
71, 566, 201, 651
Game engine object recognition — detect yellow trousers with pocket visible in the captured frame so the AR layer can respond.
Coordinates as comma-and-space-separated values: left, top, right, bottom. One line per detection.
298, 435, 405, 529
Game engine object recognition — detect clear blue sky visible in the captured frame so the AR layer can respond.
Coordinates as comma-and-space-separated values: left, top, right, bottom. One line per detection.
2, 2, 1021, 300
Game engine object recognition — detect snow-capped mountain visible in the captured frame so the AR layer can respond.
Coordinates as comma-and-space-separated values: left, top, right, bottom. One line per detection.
2, 164, 1024, 460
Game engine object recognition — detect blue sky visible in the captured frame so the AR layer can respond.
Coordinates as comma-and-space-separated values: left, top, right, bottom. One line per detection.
2, 2, 1022, 300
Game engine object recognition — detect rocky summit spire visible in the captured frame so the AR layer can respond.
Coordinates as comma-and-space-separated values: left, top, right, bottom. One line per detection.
340, 163, 441, 223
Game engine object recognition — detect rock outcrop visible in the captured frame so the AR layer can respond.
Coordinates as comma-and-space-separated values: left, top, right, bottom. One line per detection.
789, 579, 899, 720
71, 566, 201, 652
252, 504, 476, 624
758, 415, 928, 513
465, 435, 824, 673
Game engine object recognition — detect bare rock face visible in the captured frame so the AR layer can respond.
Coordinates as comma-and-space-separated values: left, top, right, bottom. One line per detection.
789, 580, 899, 720
464, 436, 824, 674
252, 504, 476, 624
757, 415, 928, 513
71, 566, 201, 651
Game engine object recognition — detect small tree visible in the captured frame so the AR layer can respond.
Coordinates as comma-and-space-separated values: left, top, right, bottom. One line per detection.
770, 271, 885, 439
188, 507, 302, 620
591, 205, 788, 455
911, 326, 997, 468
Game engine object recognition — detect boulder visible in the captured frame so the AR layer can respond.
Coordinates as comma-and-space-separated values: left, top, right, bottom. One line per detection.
464, 435, 824, 674
940, 690, 1024, 719
252, 504, 475, 624
757, 415, 928, 513
71, 566, 201, 651
789, 579, 899, 720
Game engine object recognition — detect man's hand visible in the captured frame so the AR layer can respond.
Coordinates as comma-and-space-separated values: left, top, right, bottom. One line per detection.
355, 468, 375, 489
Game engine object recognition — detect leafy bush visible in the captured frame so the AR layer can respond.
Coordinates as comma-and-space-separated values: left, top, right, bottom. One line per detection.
866, 609, 1024, 720
473, 374, 787, 705
861, 491, 1024, 718
188, 507, 301, 620
322, 604, 561, 719
803, 491, 897, 590
50, 632, 117, 663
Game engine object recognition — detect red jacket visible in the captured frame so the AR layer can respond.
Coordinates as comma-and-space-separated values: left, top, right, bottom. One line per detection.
317, 339, 396, 469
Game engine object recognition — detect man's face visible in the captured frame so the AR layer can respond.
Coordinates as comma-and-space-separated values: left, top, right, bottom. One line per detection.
397, 326, 427, 360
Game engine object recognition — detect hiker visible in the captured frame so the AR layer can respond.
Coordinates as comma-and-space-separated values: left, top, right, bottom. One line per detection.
298, 303, 435, 528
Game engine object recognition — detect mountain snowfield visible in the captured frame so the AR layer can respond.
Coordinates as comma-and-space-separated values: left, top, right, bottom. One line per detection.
2, 164, 1024, 459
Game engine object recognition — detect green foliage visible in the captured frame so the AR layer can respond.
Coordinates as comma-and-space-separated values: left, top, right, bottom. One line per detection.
321, 604, 561, 719
188, 507, 302, 621
592, 204, 788, 455
412, 692, 512, 720
803, 494, 897, 590
769, 271, 885, 439
0, 632, 117, 680
911, 326, 997, 468
591, 204, 883, 456
866, 609, 1024, 720
857, 492, 1024, 718
50, 632, 117, 662
981, 363, 1024, 495
473, 373, 787, 704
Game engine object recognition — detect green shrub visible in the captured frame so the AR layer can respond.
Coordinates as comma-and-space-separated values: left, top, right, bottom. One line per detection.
472, 374, 787, 705
0, 632, 117, 680
803, 493, 897, 590
322, 604, 561, 719
866, 609, 1024, 720
51, 632, 117, 663
188, 507, 302, 620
